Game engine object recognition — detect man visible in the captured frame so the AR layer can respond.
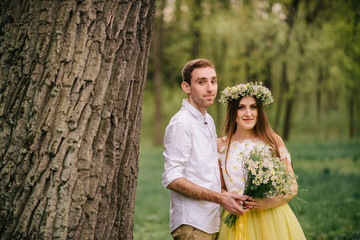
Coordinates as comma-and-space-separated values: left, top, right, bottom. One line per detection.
162, 58, 248, 240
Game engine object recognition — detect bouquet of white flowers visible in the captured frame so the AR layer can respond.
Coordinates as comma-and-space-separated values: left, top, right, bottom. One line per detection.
224, 145, 295, 229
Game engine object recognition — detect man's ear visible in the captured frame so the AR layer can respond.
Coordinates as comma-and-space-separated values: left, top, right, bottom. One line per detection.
181, 81, 191, 94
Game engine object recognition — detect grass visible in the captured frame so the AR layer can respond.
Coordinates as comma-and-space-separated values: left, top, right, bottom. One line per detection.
134, 140, 360, 240
133, 147, 170, 240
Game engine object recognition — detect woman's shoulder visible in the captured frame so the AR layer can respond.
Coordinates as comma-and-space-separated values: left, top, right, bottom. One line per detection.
273, 134, 292, 162
273, 134, 286, 148
217, 137, 227, 152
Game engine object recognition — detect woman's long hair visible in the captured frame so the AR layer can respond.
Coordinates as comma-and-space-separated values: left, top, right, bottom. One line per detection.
220, 96, 280, 174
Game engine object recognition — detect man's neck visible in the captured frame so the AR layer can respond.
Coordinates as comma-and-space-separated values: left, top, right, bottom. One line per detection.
185, 99, 207, 115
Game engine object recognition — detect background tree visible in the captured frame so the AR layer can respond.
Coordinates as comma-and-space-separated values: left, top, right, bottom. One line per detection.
0, 0, 155, 239
134, 0, 360, 239
142, 0, 359, 145
152, 0, 166, 145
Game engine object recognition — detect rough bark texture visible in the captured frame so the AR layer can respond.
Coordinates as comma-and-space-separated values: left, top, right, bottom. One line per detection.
0, 0, 155, 239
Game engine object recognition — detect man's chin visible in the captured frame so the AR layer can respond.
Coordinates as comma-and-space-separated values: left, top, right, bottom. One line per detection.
205, 100, 215, 106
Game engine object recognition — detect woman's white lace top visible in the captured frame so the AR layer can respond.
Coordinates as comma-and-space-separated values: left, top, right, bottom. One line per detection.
218, 139, 291, 195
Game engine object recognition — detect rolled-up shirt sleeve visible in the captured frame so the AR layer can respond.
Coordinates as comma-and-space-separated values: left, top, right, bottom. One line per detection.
162, 121, 192, 188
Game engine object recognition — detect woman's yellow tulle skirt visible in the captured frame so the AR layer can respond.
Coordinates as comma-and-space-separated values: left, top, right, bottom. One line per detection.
217, 203, 306, 240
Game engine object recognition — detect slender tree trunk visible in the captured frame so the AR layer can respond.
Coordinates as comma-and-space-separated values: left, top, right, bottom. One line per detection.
244, 41, 256, 83
190, 0, 202, 58
264, 61, 272, 91
165, 0, 182, 88
0, 1, 155, 239
273, 61, 287, 132
278, 0, 300, 140
317, 66, 323, 122
349, 92, 354, 138
283, 98, 294, 140
283, 48, 304, 140
153, 0, 165, 146
214, 39, 227, 131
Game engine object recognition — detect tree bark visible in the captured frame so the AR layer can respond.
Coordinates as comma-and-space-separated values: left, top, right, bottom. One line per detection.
0, 0, 155, 239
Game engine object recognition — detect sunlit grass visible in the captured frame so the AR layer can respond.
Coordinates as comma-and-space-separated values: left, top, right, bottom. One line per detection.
134, 140, 360, 240
134, 147, 170, 240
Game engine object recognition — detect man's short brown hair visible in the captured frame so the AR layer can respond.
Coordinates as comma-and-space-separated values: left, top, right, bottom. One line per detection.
182, 58, 215, 85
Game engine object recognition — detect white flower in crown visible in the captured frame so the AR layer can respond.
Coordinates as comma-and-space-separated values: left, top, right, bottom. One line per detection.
219, 82, 273, 107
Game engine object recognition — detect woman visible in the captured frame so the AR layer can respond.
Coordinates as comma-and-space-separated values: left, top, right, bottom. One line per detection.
217, 82, 306, 240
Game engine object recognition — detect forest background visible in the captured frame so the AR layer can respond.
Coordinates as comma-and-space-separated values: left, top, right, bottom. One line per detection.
135, 0, 360, 239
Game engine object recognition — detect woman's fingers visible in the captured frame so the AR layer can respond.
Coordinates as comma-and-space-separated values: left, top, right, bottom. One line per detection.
244, 200, 258, 210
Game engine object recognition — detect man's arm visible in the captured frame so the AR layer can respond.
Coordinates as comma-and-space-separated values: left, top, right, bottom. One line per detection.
167, 177, 248, 216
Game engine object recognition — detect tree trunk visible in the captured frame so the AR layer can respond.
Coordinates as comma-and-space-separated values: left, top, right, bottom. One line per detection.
317, 66, 323, 122
152, 0, 165, 146
278, 0, 300, 140
349, 92, 354, 138
190, 0, 202, 58
0, 0, 155, 239
214, 38, 228, 132
273, 61, 287, 132
244, 41, 256, 83
283, 52, 304, 140
283, 98, 294, 141
264, 62, 272, 92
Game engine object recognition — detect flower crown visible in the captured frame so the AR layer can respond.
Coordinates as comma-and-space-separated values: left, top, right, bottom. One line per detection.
219, 82, 273, 106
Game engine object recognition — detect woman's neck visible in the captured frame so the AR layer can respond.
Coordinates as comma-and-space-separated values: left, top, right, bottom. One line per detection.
232, 129, 257, 142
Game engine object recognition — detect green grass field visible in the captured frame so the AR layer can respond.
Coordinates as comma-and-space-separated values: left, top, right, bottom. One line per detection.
134, 140, 360, 240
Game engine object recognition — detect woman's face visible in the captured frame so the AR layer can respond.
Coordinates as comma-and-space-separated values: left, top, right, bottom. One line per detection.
236, 96, 258, 131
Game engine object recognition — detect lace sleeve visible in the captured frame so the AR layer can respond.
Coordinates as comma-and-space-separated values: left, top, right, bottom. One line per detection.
218, 146, 226, 163
279, 147, 291, 164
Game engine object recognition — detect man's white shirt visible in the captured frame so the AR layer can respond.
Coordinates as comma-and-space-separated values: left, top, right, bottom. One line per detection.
162, 99, 221, 234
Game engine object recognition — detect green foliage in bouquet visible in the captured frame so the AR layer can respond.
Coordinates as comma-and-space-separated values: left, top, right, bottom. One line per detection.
243, 146, 294, 198
224, 146, 295, 229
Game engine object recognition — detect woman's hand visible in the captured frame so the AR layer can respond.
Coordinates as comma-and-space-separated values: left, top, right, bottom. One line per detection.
244, 196, 287, 211
220, 191, 249, 216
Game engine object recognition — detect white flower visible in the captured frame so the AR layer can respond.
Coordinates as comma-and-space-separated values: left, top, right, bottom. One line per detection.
219, 82, 273, 106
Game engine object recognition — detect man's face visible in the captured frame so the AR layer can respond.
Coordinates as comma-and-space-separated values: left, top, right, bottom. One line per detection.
183, 66, 218, 114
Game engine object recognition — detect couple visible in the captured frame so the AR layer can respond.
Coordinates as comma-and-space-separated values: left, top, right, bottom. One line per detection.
162, 58, 306, 240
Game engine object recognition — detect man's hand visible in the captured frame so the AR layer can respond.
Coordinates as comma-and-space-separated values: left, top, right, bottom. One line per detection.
219, 191, 249, 216
167, 178, 251, 216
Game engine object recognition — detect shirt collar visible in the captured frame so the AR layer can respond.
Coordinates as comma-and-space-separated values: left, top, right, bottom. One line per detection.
182, 99, 208, 122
